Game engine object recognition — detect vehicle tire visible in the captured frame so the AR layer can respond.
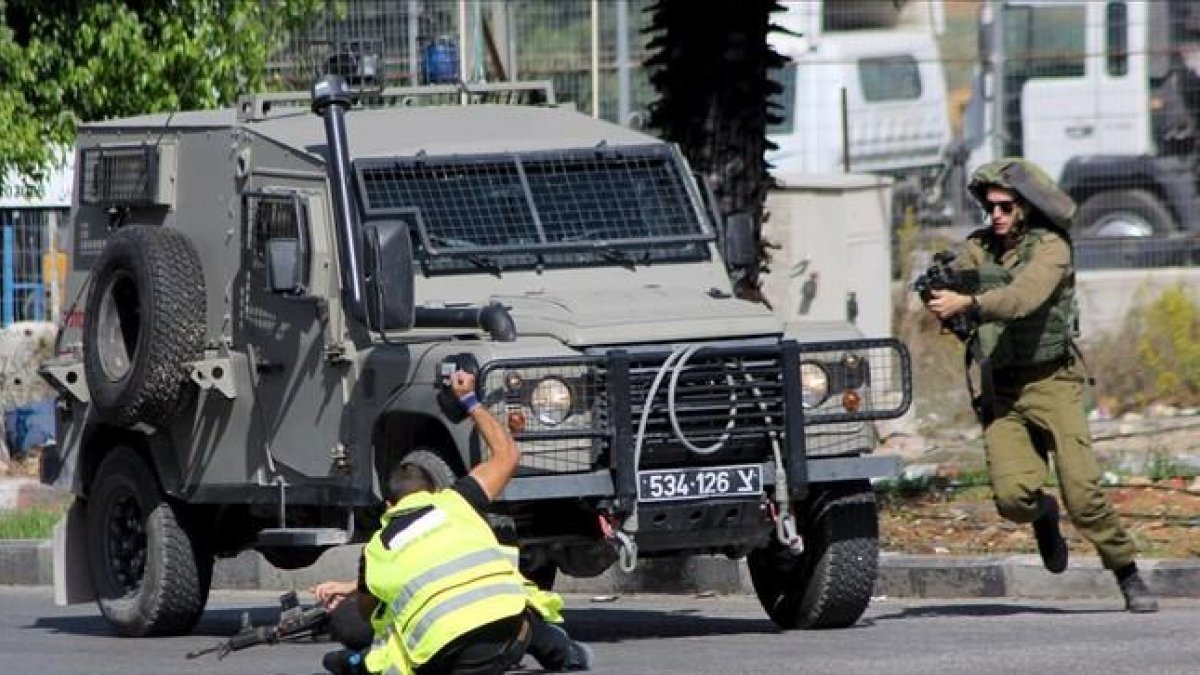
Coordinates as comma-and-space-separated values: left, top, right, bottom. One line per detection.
399, 448, 459, 488
520, 553, 558, 591
1077, 189, 1175, 237
86, 446, 212, 636
84, 225, 206, 428
747, 481, 879, 630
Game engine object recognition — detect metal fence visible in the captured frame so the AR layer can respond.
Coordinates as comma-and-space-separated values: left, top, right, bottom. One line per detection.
267, 0, 659, 125
262, 1, 1200, 272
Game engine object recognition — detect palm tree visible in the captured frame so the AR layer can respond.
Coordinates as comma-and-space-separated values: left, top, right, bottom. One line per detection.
643, 0, 786, 303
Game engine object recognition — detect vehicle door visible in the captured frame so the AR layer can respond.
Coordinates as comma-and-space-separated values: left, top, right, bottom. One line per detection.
1010, 0, 1099, 181
239, 189, 345, 478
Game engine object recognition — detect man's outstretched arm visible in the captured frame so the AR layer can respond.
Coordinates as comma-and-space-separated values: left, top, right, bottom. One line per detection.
451, 370, 520, 501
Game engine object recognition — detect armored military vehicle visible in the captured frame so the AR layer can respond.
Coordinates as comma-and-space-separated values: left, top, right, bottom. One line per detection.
40, 75, 911, 637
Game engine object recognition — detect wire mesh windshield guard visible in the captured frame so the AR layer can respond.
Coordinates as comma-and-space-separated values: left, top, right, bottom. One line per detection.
354, 144, 714, 257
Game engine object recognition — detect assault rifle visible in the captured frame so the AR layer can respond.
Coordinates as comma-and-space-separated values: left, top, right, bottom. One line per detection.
186, 590, 329, 660
912, 250, 978, 342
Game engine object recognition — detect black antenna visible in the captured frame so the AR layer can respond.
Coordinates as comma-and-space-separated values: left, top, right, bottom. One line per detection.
152, 60, 202, 153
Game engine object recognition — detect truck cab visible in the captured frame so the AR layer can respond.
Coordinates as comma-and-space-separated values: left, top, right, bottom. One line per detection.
768, 0, 953, 225
40, 76, 911, 637
964, 0, 1200, 257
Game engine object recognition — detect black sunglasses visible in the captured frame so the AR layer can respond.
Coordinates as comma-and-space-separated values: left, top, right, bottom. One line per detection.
985, 200, 1017, 215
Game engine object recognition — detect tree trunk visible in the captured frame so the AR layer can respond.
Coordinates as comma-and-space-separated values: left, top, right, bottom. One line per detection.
644, 0, 786, 303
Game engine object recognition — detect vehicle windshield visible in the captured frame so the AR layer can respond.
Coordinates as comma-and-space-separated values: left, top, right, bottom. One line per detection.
354, 144, 712, 273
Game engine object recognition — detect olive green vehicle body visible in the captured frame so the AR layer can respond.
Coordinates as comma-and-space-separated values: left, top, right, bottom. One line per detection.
40, 81, 911, 631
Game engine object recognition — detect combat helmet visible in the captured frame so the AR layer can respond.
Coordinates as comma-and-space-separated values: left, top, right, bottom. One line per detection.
968, 158, 1077, 230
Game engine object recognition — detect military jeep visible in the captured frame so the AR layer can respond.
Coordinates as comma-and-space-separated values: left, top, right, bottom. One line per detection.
40, 75, 911, 636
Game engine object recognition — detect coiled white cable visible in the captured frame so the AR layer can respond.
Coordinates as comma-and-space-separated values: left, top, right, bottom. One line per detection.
666, 344, 738, 455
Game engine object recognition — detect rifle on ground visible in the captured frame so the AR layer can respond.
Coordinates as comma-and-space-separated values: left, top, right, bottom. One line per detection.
186, 590, 329, 660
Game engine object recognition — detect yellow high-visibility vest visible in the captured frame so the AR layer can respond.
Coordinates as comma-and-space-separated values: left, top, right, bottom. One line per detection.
363, 489, 527, 674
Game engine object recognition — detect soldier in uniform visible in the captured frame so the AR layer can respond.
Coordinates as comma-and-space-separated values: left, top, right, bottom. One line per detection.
925, 158, 1158, 613
312, 370, 593, 674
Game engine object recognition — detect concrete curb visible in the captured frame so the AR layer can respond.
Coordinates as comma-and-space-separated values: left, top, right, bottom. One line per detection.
2, 539, 1198, 601
0, 479, 69, 511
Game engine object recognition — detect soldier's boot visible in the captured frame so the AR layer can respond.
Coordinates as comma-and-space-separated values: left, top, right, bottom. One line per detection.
1032, 494, 1068, 574
1116, 564, 1159, 614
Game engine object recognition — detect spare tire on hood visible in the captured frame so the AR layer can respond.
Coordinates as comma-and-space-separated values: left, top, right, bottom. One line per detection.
83, 225, 206, 428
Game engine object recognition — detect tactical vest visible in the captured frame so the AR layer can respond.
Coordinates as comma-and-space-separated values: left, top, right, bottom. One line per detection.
971, 228, 1077, 369
363, 489, 528, 674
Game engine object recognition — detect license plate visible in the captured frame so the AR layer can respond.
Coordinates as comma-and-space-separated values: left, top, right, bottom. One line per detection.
637, 464, 763, 502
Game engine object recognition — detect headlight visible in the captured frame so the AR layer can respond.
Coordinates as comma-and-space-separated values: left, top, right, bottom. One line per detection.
799, 362, 829, 409
530, 377, 572, 425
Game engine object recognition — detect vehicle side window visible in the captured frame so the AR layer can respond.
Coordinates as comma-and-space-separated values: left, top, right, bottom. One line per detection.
767, 63, 797, 134
1106, 2, 1128, 77
1003, 5, 1086, 79
858, 55, 921, 102
245, 193, 306, 267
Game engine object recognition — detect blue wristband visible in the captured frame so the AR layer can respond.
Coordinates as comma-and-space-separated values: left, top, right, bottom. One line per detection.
458, 392, 480, 413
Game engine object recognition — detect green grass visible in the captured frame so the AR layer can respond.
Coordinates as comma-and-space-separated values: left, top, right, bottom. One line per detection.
0, 507, 65, 539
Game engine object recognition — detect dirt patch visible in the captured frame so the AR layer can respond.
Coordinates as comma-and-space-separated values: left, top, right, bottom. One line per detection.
880, 483, 1200, 560
0, 447, 42, 479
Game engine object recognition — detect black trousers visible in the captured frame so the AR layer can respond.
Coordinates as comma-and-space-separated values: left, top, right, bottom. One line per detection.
326, 597, 576, 675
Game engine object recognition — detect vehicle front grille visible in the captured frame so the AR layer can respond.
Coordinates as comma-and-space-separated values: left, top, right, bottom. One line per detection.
624, 351, 785, 467
478, 338, 911, 475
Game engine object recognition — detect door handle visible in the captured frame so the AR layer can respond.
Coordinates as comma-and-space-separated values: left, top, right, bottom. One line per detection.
1065, 124, 1094, 139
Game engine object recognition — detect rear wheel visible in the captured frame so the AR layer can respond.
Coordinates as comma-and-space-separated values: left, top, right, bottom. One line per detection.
1077, 189, 1175, 237
747, 481, 879, 629
86, 447, 211, 636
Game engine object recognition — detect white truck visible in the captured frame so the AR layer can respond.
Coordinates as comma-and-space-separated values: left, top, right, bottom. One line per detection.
961, 0, 1200, 260
767, 0, 953, 225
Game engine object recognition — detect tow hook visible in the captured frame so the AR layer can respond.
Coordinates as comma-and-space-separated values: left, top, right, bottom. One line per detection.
599, 513, 639, 573
767, 499, 804, 554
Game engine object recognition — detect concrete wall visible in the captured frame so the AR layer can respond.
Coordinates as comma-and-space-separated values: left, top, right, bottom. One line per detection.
1076, 268, 1200, 341
761, 172, 894, 338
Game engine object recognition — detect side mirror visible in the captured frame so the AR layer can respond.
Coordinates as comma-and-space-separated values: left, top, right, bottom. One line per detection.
722, 211, 759, 269
363, 219, 415, 331
266, 238, 307, 295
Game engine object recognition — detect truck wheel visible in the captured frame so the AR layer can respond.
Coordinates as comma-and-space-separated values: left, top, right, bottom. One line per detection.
84, 225, 206, 428
522, 562, 557, 590
1077, 189, 1175, 237
86, 447, 211, 636
400, 449, 458, 487
747, 481, 879, 629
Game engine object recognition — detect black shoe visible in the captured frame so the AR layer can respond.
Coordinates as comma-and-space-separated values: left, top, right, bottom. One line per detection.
322, 649, 369, 675
564, 640, 594, 671
1032, 495, 1068, 574
1118, 571, 1159, 613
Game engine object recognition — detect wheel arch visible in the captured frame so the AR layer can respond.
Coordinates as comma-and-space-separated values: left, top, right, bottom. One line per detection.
1060, 155, 1192, 228
370, 410, 468, 489
79, 425, 153, 498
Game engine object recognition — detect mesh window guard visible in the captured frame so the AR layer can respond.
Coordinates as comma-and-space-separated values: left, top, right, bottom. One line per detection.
355, 144, 708, 255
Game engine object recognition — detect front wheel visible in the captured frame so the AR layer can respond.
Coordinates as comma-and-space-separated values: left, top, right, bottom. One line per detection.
747, 481, 879, 629
86, 447, 211, 636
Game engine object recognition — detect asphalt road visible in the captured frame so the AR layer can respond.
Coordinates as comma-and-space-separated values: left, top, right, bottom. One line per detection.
4, 587, 1199, 675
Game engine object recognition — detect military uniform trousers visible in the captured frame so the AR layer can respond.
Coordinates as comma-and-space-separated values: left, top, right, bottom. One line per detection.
982, 361, 1135, 570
